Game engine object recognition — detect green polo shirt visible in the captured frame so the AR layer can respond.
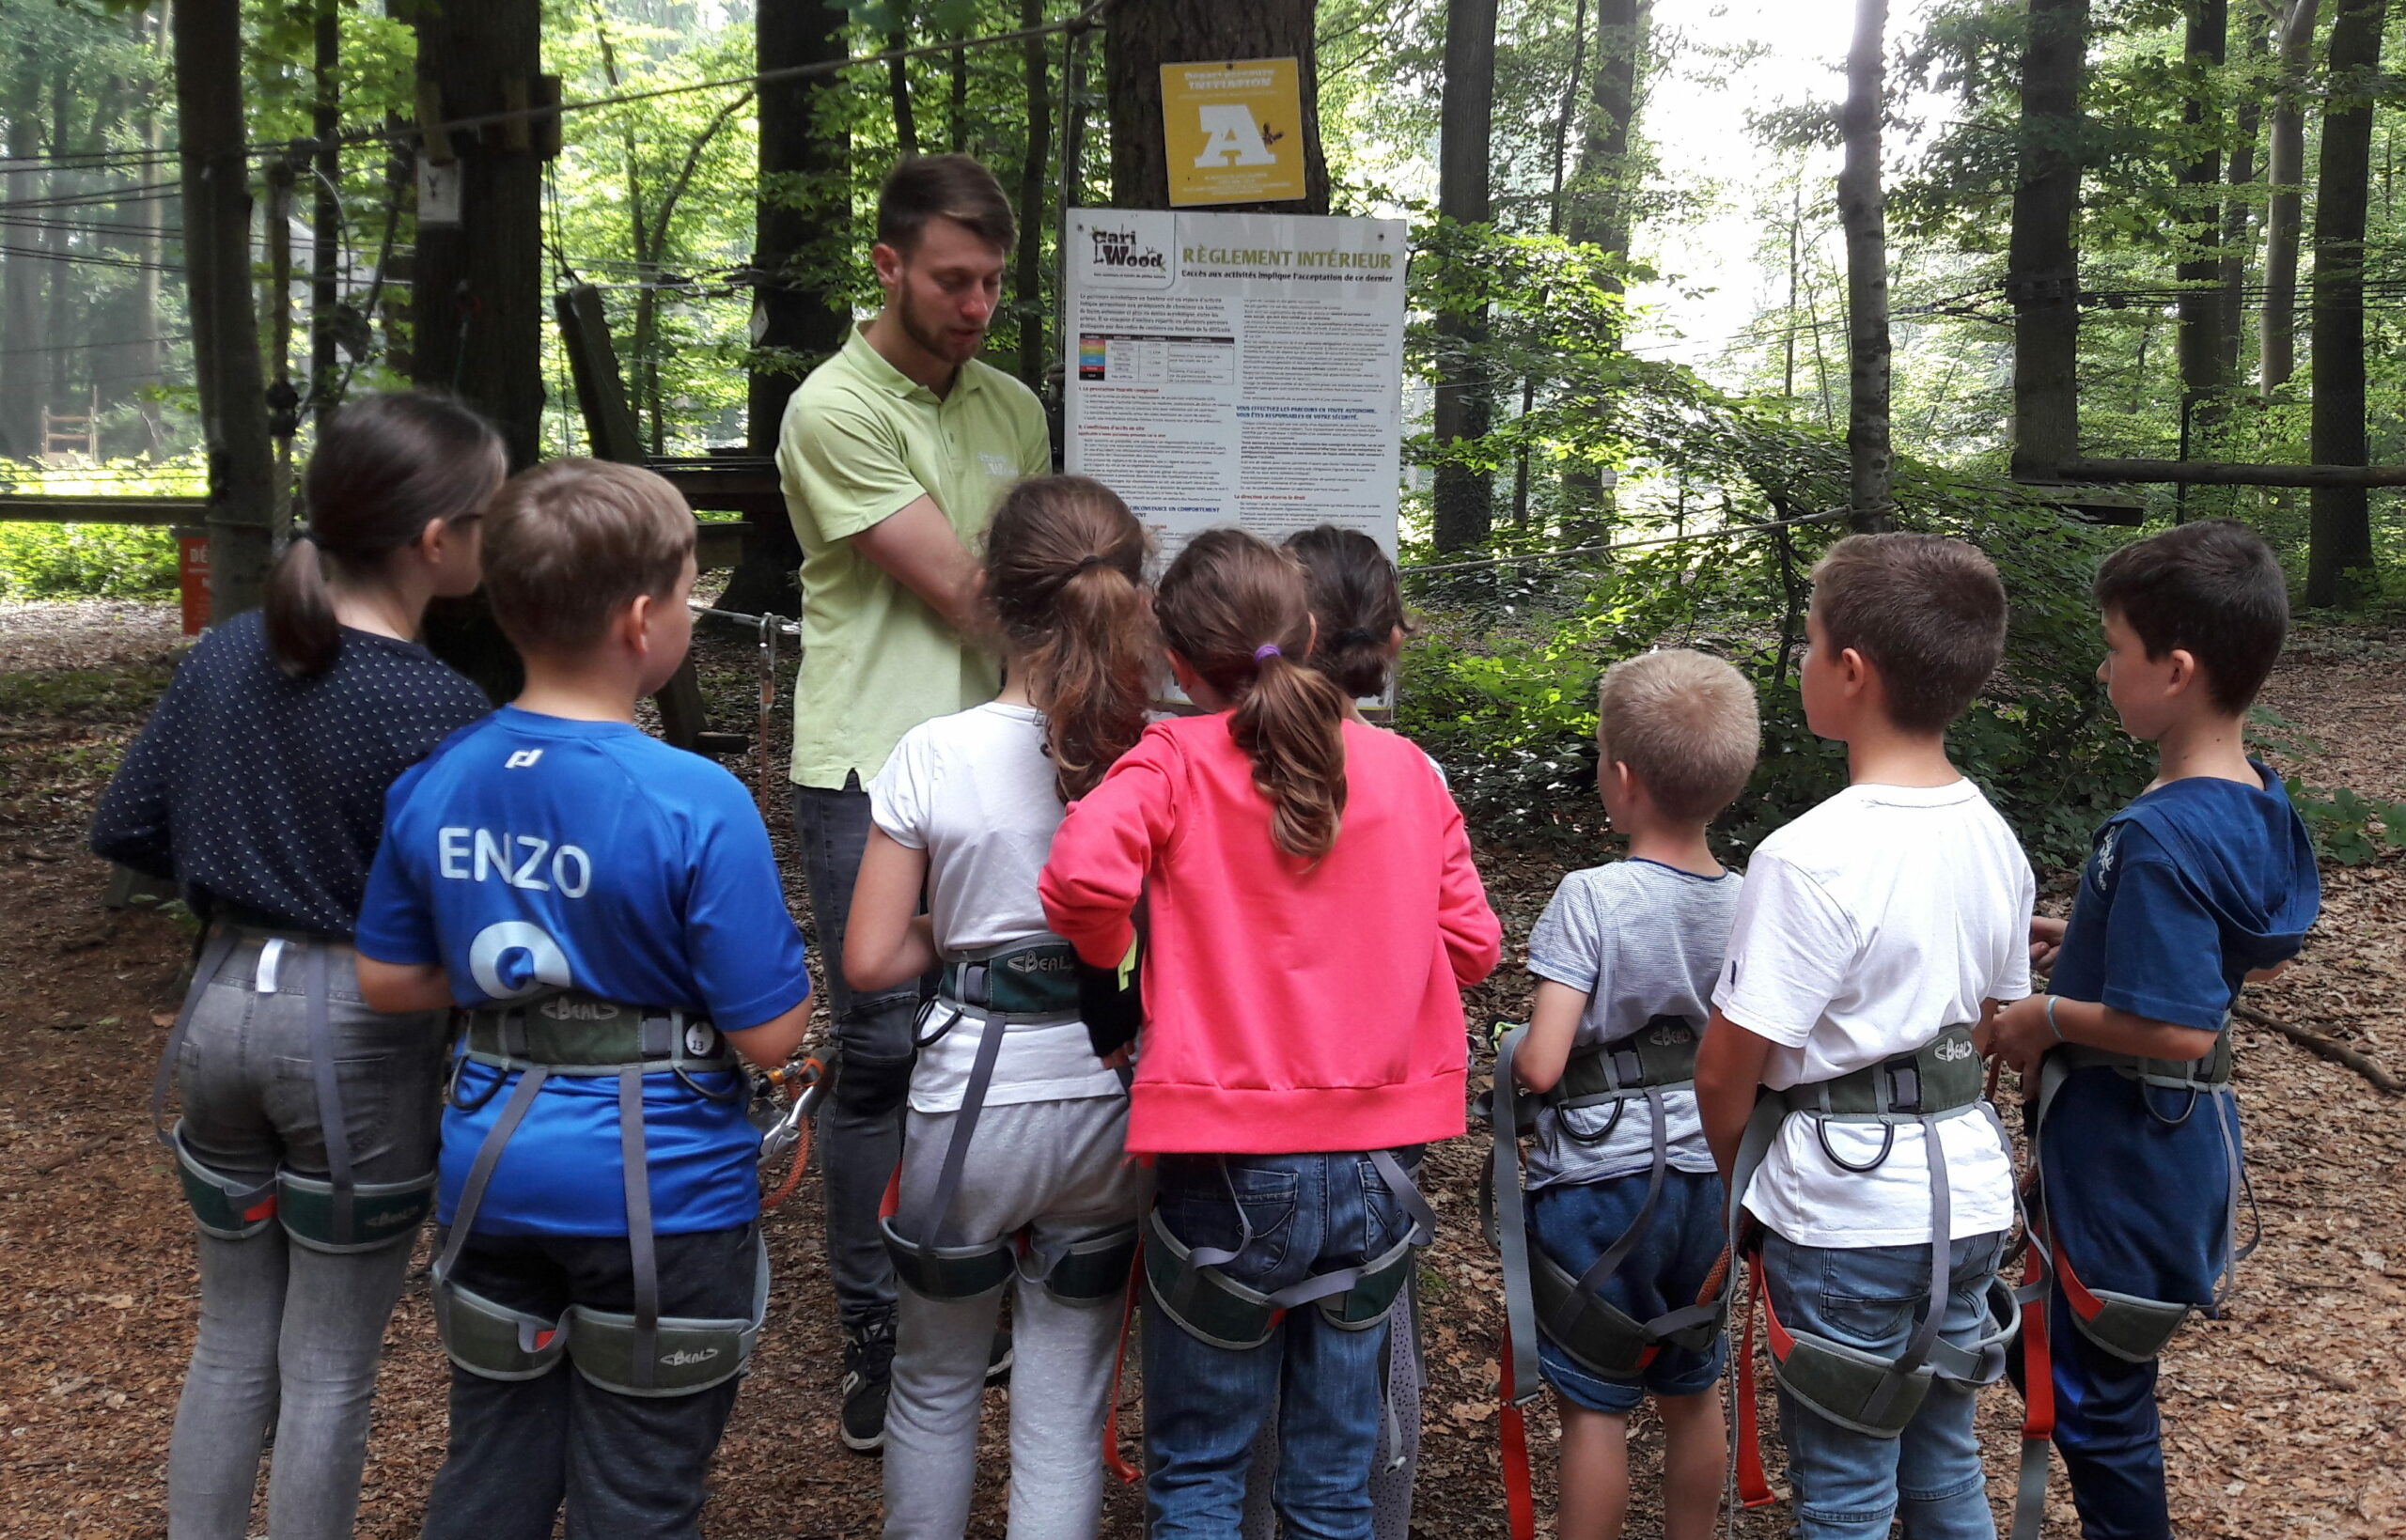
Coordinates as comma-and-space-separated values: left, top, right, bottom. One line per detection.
777, 322, 1052, 789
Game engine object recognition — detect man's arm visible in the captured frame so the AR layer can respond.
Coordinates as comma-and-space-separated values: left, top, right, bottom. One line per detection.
1695, 1007, 1776, 1183
357, 957, 454, 1015
1514, 980, 1591, 1094
850, 494, 986, 640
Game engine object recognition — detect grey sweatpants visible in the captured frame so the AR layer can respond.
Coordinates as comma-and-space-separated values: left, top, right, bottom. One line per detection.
165, 935, 445, 1540
883, 1093, 1150, 1540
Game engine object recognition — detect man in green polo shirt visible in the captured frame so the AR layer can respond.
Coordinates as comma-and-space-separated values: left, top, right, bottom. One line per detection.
775, 154, 1051, 1454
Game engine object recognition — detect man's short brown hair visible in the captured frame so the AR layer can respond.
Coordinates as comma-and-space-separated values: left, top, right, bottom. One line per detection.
1811, 533, 2008, 733
876, 154, 1016, 256
1598, 648, 1761, 823
482, 459, 695, 653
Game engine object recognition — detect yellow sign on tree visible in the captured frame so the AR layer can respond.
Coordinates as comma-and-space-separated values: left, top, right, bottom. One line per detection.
1161, 58, 1307, 207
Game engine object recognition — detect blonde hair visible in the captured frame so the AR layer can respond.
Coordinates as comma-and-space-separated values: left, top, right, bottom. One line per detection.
482, 459, 695, 653
1597, 649, 1761, 823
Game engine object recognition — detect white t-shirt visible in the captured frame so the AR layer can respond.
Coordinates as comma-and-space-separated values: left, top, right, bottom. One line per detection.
1711, 780, 2034, 1248
1523, 860, 1741, 1189
867, 702, 1126, 1114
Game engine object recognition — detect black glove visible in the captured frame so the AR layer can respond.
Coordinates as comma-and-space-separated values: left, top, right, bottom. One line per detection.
1077, 933, 1144, 1060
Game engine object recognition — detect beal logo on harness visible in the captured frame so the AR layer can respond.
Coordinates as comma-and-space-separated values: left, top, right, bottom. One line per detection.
1934, 1035, 1977, 1064
659, 1346, 721, 1367
1004, 949, 1075, 977
540, 995, 622, 1021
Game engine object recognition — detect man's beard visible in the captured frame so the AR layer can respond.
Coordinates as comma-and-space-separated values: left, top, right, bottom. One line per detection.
898, 288, 986, 366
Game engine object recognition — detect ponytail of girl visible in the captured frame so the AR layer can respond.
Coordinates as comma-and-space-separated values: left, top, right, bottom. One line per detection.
263, 391, 506, 678
1155, 527, 1351, 862
983, 475, 1155, 802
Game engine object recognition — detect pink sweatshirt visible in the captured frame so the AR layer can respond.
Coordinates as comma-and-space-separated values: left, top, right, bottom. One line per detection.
1039, 712, 1501, 1156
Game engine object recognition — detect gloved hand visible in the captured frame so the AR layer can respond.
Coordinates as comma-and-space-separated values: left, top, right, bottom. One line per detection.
1078, 933, 1143, 1061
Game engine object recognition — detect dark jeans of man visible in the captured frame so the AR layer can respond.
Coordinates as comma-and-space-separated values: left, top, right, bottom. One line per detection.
792, 776, 925, 1329
418, 1225, 756, 1540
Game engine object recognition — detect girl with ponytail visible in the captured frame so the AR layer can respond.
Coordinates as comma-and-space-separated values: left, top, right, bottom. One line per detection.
1039, 527, 1504, 1538
91, 391, 501, 1540
843, 474, 1155, 1540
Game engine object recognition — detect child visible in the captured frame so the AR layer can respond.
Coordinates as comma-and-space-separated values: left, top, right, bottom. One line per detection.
1039, 527, 1502, 1539
94, 392, 499, 1540
1239, 521, 1421, 1539
1512, 649, 1759, 1540
1988, 520, 2317, 1540
353, 459, 814, 1540
842, 475, 1155, 1540
1695, 533, 2034, 1540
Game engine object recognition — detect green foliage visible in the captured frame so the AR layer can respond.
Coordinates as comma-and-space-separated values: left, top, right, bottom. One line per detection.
0, 523, 178, 601
2283, 781, 2406, 866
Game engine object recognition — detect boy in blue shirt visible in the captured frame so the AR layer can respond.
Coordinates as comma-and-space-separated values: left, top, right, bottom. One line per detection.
357, 459, 814, 1540
1989, 520, 2319, 1540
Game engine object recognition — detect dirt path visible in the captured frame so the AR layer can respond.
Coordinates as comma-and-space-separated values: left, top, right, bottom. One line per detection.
0, 600, 2398, 1538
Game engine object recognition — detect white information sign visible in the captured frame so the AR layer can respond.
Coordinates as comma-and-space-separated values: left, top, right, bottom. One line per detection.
1062, 209, 1408, 561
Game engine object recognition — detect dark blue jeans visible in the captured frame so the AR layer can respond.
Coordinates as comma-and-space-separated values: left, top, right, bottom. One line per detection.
1763, 1229, 2008, 1540
2050, 1283, 2172, 1540
1144, 1151, 1413, 1540
1529, 1167, 1729, 1412
791, 777, 923, 1329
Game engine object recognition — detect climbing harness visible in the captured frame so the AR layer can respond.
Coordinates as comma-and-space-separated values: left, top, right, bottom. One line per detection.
878, 938, 1141, 1308
433, 992, 768, 1397
1726, 1025, 2021, 1510
150, 924, 436, 1252
2005, 1025, 2259, 1540
757, 1050, 829, 1212
1480, 1019, 1731, 1540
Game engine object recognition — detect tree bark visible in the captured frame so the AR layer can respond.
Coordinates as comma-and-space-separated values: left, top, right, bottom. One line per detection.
733, 0, 851, 620
2259, 0, 2320, 390
2306, 0, 2384, 607
311, 0, 341, 428
2175, 0, 2229, 446
1017, 0, 1055, 390
177, 0, 277, 619
0, 69, 43, 461
1431, 0, 1498, 553
1511, 0, 1587, 528
2008, 0, 2086, 480
1557, 0, 1644, 545
1838, 0, 1895, 530
2217, 7, 2268, 388
1104, 0, 1330, 214
889, 31, 919, 157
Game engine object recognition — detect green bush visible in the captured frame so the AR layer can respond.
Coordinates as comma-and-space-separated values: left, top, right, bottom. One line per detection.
0, 522, 180, 600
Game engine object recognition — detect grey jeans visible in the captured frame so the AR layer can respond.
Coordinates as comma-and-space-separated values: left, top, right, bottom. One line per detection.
792, 778, 926, 1328
883, 1094, 1150, 1540
165, 934, 445, 1540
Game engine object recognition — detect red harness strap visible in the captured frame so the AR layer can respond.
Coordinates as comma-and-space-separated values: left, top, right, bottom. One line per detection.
1497, 1314, 1538, 1540
1101, 1231, 1145, 1486
1732, 1255, 1781, 1509
2020, 1240, 2055, 1440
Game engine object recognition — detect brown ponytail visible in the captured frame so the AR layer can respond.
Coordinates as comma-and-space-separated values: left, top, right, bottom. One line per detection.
983, 475, 1156, 802
1284, 523, 1406, 699
264, 391, 506, 677
1155, 528, 1351, 861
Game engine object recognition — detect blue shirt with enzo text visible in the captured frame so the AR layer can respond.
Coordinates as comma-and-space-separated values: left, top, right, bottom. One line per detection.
356, 708, 812, 1237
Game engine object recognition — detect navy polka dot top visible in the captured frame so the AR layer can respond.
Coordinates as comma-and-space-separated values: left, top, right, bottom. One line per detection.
91, 609, 492, 938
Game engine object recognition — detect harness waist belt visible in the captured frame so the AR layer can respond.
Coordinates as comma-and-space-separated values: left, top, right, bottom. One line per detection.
1776, 1024, 1983, 1118
460, 994, 733, 1073
1552, 1014, 1701, 1107
937, 939, 1083, 1019
2055, 1032, 2233, 1091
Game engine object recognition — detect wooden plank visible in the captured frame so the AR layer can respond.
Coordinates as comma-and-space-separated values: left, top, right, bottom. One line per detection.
2055, 457, 2406, 489
0, 495, 206, 526
555, 285, 647, 464
651, 462, 785, 519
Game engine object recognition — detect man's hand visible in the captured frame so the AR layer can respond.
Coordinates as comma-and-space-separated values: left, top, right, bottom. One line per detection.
1989, 993, 2055, 1079
851, 495, 986, 640
2029, 913, 2068, 974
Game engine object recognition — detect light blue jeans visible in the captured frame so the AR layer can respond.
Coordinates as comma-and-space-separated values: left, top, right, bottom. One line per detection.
1762, 1229, 2008, 1540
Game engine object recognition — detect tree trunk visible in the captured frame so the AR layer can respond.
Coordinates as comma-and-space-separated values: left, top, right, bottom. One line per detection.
311, 0, 341, 428
1557, 0, 1645, 545
732, 0, 851, 620
1104, 0, 1330, 214
889, 31, 919, 157
2175, 0, 2229, 449
0, 70, 43, 461
951, 35, 971, 155
2008, 0, 2086, 481
2259, 0, 2319, 391
177, 0, 277, 619
1838, 0, 1894, 530
129, 12, 168, 455
1431, 0, 1498, 553
2305, 0, 2384, 607
2217, 7, 2267, 388
1017, 0, 1055, 391
1511, 0, 1587, 528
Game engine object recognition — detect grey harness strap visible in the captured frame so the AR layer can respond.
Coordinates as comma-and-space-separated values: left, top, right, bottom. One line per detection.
618, 1066, 660, 1392
921, 1000, 1011, 1250
1490, 1026, 1544, 1408
1173, 1148, 1433, 1318
1551, 1084, 1671, 1343
148, 926, 242, 1142
303, 942, 358, 1248
435, 1066, 555, 1286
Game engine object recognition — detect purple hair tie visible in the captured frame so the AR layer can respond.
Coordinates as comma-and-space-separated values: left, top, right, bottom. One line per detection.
1253, 643, 1282, 664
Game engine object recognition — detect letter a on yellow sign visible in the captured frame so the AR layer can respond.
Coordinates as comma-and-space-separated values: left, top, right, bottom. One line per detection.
1161, 58, 1306, 207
